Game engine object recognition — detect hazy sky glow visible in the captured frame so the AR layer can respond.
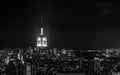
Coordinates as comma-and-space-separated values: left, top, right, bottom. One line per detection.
1, 0, 120, 49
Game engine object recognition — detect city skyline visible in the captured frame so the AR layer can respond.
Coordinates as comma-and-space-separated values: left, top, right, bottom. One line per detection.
1, 0, 120, 49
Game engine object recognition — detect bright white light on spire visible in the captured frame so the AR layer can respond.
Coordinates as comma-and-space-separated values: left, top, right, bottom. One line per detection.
38, 37, 41, 41
43, 37, 47, 47
40, 28, 44, 35
43, 37, 46, 41
37, 37, 42, 47
37, 36, 47, 47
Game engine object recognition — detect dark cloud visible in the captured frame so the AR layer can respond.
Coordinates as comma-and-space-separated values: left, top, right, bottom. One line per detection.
95, 1, 115, 16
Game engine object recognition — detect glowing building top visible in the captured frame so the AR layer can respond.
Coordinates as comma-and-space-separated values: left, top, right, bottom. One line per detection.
37, 16, 47, 48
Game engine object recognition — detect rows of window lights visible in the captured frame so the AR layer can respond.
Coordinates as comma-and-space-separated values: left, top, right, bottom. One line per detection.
0, 48, 120, 75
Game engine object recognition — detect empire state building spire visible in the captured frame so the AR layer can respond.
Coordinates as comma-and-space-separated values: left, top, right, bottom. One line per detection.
37, 16, 47, 48
40, 16, 44, 35
40, 27, 44, 35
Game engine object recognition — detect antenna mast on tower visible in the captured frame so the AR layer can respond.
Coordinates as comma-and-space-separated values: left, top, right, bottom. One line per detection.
37, 15, 47, 48
40, 16, 44, 35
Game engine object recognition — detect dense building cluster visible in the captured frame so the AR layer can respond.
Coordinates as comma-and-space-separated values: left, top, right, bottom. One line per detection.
0, 48, 120, 75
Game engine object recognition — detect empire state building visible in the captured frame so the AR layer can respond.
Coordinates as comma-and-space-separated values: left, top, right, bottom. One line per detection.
37, 16, 47, 49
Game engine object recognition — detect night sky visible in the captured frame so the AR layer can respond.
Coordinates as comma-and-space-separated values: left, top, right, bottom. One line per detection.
1, 0, 120, 49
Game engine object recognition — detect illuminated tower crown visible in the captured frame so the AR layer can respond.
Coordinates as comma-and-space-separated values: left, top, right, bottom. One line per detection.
37, 16, 47, 48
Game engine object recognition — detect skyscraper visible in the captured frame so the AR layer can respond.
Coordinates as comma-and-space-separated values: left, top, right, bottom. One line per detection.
37, 16, 47, 49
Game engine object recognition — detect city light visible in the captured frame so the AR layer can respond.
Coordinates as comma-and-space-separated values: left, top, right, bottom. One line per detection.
37, 37, 41, 41
43, 37, 46, 41
37, 37, 47, 47
40, 28, 44, 35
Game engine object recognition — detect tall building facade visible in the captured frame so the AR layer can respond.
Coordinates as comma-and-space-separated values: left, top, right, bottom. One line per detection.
37, 16, 47, 49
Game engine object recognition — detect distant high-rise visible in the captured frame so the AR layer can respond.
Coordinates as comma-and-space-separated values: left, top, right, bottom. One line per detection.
37, 16, 47, 48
